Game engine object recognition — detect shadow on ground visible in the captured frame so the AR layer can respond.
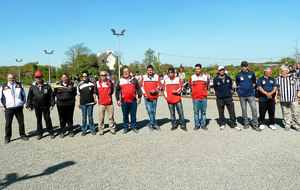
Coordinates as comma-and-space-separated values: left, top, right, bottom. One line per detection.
0, 161, 76, 190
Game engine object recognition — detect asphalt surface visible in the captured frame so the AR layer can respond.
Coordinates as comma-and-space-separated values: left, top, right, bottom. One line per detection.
0, 89, 299, 189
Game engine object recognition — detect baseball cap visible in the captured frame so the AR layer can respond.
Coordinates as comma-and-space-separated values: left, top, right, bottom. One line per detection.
34, 71, 42, 77
241, 61, 248, 67
218, 66, 225, 71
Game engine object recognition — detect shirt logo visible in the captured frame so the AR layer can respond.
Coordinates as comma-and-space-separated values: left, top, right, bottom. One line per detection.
226, 79, 230, 83
291, 80, 295, 85
44, 89, 48, 94
217, 82, 220, 85
270, 80, 273, 84
262, 80, 266, 85
248, 75, 252, 79
240, 76, 244, 81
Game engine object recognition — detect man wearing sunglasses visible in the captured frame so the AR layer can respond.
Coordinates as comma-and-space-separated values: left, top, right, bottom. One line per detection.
140, 65, 162, 131
95, 71, 116, 135
116, 67, 142, 134
26, 71, 55, 140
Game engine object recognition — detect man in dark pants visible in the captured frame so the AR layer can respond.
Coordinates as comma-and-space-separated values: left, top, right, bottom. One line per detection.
0, 73, 29, 144
214, 66, 241, 131
26, 71, 55, 140
54, 73, 77, 138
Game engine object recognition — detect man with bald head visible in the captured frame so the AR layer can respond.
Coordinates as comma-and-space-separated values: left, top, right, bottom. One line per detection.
0, 73, 29, 144
116, 68, 142, 134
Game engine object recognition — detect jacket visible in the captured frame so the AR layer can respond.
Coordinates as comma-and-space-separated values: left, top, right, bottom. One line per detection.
0, 82, 26, 109
95, 79, 114, 105
26, 80, 54, 109
115, 76, 142, 103
140, 74, 162, 101
163, 76, 182, 104
54, 81, 77, 106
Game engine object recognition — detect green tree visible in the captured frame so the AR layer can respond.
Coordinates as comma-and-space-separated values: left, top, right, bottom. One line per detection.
143, 48, 155, 66
279, 57, 296, 65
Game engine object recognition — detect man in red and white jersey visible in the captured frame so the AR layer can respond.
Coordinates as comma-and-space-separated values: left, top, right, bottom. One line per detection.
163, 67, 187, 131
140, 65, 162, 131
189, 63, 209, 131
95, 71, 115, 135
116, 68, 142, 134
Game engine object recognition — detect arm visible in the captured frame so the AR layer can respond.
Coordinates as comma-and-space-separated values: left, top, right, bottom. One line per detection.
156, 77, 162, 92
21, 83, 26, 105
134, 78, 142, 104
140, 77, 147, 98
174, 78, 183, 94
115, 81, 121, 106
77, 84, 81, 108
213, 78, 217, 92
26, 86, 33, 110
252, 73, 256, 88
110, 80, 115, 95
49, 86, 54, 110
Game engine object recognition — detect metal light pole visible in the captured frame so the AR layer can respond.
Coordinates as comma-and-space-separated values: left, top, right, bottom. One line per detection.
15, 59, 23, 82
111, 29, 126, 79
44, 50, 54, 84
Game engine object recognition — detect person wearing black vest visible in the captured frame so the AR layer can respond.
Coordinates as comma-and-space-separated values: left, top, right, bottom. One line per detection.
213, 66, 241, 131
54, 73, 77, 138
26, 71, 55, 140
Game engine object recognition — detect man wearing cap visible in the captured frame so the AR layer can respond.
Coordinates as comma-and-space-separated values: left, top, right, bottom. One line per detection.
189, 64, 209, 131
236, 61, 261, 131
0, 73, 28, 144
214, 66, 241, 131
26, 71, 55, 140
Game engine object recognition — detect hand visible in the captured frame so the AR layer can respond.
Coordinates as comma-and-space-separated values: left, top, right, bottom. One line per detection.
137, 98, 141, 105
149, 90, 155, 95
50, 106, 53, 111
28, 108, 32, 111
117, 101, 121, 106
78, 104, 81, 109
145, 95, 150, 100
172, 90, 177, 94
2, 108, 5, 112
275, 98, 278, 104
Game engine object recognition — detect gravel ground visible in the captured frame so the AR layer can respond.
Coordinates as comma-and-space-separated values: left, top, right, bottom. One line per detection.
0, 88, 299, 189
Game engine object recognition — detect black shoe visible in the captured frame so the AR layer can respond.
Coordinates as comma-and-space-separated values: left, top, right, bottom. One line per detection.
59, 133, 65, 138
4, 139, 10, 144
37, 135, 42, 140
194, 126, 200, 131
69, 132, 75, 137
253, 127, 261, 132
181, 127, 188, 132
21, 136, 29, 141
243, 125, 250, 129
170, 126, 177, 131
49, 134, 55, 139
91, 131, 97, 135
201, 126, 208, 131
123, 129, 129, 134
133, 129, 139, 133
81, 132, 86, 136
153, 124, 161, 131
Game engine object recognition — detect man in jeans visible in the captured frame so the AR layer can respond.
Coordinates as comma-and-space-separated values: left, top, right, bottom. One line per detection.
77, 71, 97, 136
163, 67, 187, 131
189, 64, 209, 131
116, 68, 142, 134
257, 67, 277, 130
213, 66, 241, 131
95, 71, 116, 135
236, 61, 261, 132
276, 66, 300, 132
140, 65, 162, 131
26, 71, 55, 140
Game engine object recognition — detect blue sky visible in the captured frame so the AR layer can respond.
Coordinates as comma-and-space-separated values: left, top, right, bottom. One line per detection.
1, 0, 300, 68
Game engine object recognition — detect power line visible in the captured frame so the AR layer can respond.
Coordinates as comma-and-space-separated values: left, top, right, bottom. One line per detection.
159, 52, 291, 61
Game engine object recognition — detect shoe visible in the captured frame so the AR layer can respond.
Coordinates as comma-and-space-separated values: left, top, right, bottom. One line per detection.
181, 127, 188, 132
69, 132, 75, 137
259, 125, 265, 130
49, 134, 55, 139
59, 133, 65, 138
234, 126, 241, 131
4, 139, 10, 144
193, 126, 200, 131
201, 126, 208, 131
291, 126, 300, 132
170, 126, 177, 131
243, 125, 250, 129
123, 129, 129, 134
37, 135, 42, 140
91, 131, 97, 135
269, 125, 276, 130
81, 132, 86, 136
220, 125, 226, 130
253, 127, 261, 132
133, 129, 139, 133
21, 136, 29, 141
153, 125, 161, 131
110, 129, 116, 134
284, 126, 290, 131
149, 127, 154, 132
99, 129, 104, 135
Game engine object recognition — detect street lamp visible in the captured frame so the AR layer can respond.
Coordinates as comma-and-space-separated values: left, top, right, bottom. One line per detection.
44, 50, 54, 84
111, 29, 126, 79
15, 59, 23, 82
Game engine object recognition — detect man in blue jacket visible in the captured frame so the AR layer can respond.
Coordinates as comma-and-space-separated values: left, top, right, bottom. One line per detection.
236, 61, 261, 132
214, 66, 241, 131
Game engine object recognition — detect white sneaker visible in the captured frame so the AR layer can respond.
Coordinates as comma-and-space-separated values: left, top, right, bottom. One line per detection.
234, 126, 241, 131
269, 125, 276, 130
220, 125, 226, 130
259, 125, 265, 130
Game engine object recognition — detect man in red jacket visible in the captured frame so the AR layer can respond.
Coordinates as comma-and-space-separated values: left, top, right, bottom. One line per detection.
163, 67, 187, 131
189, 64, 209, 131
116, 68, 142, 134
140, 65, 162, 131
95, 71, 115, 135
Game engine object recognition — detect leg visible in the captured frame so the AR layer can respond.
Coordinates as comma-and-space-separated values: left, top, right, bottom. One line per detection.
43, 108, 53, 134
199, 99, 207, 126
81, 105, 88, 132
87, 105, 94, 132
225, 98, 237, 127
193, 99, 200, 127
216, 98, 226, 126
4, 108, 14, 140
35, 108, 43, 135
290, 101, 300, 128
107, 105, 115, 129
129, 101, 138, 130
57, 106, 67, 134
152, 99, 157, 126
239, 97, 249, 126
15, 107, 26, 137
259, 101, 267, 125
98, 105, 106, 130
175, 102, 186, 127
280, 102, 291, 127
168, 103, 177, 128
121, 100, 130, 130
145, 99, 154, 128
267, 99, 275, 125
67, 105, 75, 132
248, 96, 259, 127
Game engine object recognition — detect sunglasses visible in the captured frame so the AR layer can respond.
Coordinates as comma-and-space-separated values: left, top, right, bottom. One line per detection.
82, 76, 88, 78
168, 71, 174, 73
101, 75, 107, 77
35, 76, 41, 79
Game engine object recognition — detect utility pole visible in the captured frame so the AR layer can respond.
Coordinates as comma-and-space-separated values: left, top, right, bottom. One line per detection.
44, 50, 54, 84
111, 29, 126, 79
15, 59, 23, 82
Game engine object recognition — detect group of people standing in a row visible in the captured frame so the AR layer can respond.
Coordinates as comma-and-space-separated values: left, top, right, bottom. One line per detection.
1, 61, 300, 144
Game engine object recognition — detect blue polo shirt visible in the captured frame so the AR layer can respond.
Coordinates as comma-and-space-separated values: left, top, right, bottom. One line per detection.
213, 74, 233, 98
236, 70, 256, 97
257, 76, 277, 102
